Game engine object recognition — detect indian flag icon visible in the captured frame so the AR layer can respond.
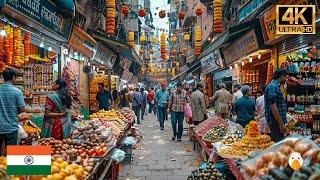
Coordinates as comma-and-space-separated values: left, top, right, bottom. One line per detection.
7, 145, 51, 175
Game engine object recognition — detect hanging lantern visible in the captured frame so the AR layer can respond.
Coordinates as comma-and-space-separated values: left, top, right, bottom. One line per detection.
170, 36, 177, 43
138, 8, 146, 17
178, 11, 185, 20
213, 0, 223, 33
171, 49, 177, 56
149, 49, 154, 54
183, 33, 190, 41
121, 5, 129, 15
106, 0, 116, 35
140, 33, 146, 43
128, 31, 134, 47
195, 7, 203, 16
159, 10, 166, 18
151, 36, 157, 44
194, 26, 202, 57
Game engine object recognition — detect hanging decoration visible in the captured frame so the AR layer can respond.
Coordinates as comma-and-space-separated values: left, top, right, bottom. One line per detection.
213, 0, 223, 33
138, 8, 146, 17
106, 0, 116, 35
128, 31, 134, 47
178, 11, 185, 20
159, 10, 166, 18
183, 33, 190, 41
195, 7, 203, 16
121, 5, 129, 16
140, 33, 146, 43
172, 68, 175, 77
149, 49, 154, 54
194, 26, 202, 57
171, 49, 177, 56
170, 35, 177, 43
151, 36, 157, 44
160, 32, 167, 60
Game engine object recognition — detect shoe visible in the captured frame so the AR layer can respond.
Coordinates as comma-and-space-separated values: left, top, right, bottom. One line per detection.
177, 138, 181, 141
160, 128, 164, 130
172, 136, 176, 141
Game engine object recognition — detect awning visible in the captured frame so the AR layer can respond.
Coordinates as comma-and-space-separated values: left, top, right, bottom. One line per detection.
92, 34, 145, 68
171, 61, 201, 81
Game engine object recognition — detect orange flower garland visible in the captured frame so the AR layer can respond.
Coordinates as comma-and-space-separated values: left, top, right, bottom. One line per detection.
194, 26, 202, 57
106, 0, 116, 35
213, 0, 223, 33
121, 5, 129, 16
138, 8, 146, 17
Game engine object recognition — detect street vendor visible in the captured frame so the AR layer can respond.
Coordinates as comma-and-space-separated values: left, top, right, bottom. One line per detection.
41, 79, 72, 140
264, 69, 289, 142
0, 68, 25, 154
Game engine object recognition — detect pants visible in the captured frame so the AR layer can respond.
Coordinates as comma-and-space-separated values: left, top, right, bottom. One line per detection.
141, 105, 146, 120
158, 106, 166, 128
132, 106, 141, 123
0, 131, 18, 156
269, 121, 284, 142
148, 102, 155, 114
171, 112, 184, 139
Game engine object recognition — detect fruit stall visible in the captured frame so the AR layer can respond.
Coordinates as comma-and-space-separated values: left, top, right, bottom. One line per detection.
0, 108, 136, 180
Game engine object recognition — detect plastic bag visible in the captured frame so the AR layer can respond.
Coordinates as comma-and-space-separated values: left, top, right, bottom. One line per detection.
184, 103, 192, 118
109, 148, 126, 162
18, 124, 28, 142
122, 136, 137, 147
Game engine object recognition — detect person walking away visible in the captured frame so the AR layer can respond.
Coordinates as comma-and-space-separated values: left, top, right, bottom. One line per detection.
96, 83, 112, 111
235, 85, 255, 128
132, 88, 143, 124
256, 86, 270, 134
140, 88, 147, 120
156, 84, 169, 130
231, 84, 243, 115
118, 88, 130, 108
169, 83, 189, 141
191, 83, 207, 126
211, 83, 231, 119
112, 88, 119, 106
0, 69, 26, 155
265, 69, 289, 142
147, 88, 156, 114
42, 79, 72, 140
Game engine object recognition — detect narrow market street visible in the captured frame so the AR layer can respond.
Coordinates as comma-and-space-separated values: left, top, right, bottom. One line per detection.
119, 113, 201, 180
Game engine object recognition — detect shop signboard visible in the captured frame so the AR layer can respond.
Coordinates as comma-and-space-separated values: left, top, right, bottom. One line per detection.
0, 0, 73, 41
213, 69, 231, 80
68, 25, 96, 59
93, 43, 114, 66
222, 30, 259, 66
260, 6, 284, 44
200, 50, 222, 75
238, 0, 269, 23
120, 57, 132, 70
179, 64, 189, 73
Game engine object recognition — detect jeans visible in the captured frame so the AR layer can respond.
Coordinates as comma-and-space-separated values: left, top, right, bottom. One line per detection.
141, 105, 146, 120
158, 106, 166, 128
132, 106, 141, 123
269, 121, 284, 142
0, 130, 18, 155
171, 112, 184, 139
148, 102, 154, 114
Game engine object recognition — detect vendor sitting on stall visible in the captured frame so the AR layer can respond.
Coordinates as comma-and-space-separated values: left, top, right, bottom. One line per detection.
235, 85, 255, 128
41, 79, 72, 140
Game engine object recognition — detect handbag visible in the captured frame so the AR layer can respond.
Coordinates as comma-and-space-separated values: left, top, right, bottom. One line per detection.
184, 103, 192, 118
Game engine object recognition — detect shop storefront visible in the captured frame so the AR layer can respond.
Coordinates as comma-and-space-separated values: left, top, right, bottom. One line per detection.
213, 68, 232, 92
222, 19, 271, 98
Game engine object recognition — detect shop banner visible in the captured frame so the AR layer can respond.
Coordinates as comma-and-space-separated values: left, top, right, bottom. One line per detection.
0, 0, 73, 41
120, 57, 132, 70
238, 0, 269, 23
213, 69, 231, 80
200, 50, 222, 75
93, 43, 115, 66
68, 25, 96, 59
222, 30, 259, 66
121, 69, 133, 82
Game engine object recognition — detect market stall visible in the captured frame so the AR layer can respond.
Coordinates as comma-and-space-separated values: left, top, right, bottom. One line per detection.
0, 108, 136, 180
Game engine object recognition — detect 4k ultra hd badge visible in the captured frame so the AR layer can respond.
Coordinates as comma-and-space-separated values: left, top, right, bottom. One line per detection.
276, 5, 316, 34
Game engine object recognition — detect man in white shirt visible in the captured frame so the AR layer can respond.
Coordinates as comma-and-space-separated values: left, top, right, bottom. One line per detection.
232, 84, 243, 104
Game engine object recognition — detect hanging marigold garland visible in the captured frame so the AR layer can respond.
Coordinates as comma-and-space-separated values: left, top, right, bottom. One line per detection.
140, 33, 146, 43
138, 8, 146, 17
160, 32, 167, 60
194, 26, 202, 57
213, 0, 223, 33
151, 36, 157, 44
121, 5, 129, 16
183, 33, 190, 41
128, 31, 134, 47
106, 0, 116, 35
170, 35, 177, 43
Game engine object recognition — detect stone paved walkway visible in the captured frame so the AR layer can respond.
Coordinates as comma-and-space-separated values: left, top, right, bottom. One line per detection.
119, 113, 201, 180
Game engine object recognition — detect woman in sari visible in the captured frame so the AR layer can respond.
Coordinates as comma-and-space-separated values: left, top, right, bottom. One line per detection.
41, 79, 72, 140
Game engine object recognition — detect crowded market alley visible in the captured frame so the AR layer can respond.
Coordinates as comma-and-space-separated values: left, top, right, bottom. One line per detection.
119, 113, 200, 180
